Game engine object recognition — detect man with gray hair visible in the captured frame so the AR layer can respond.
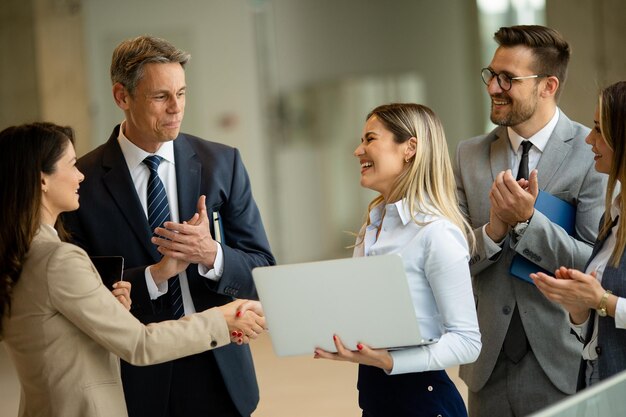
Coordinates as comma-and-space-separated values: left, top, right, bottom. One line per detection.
64, 35, 274, 417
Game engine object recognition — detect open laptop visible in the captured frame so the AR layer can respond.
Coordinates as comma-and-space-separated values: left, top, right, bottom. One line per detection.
252, 254, 436, 357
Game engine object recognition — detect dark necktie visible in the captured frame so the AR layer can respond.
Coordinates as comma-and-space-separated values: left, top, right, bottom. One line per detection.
504, 141, 533, 363
143, 155, 184, 319
516, 140, 533, 181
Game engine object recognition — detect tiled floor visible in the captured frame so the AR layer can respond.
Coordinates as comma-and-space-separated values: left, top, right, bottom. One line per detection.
1, 335, 467, 416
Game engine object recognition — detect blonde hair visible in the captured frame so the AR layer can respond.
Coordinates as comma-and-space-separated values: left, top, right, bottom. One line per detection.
597, 81, 626, 266
357, 103, 475, 252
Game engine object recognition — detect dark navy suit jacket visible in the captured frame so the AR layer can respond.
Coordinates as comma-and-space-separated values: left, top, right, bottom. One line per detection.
63, 125, 275, 416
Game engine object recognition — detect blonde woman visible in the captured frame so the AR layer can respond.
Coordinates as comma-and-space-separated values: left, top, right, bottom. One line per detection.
315, 103, 481, 417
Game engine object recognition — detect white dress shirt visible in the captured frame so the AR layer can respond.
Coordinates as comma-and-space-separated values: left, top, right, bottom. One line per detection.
354, 199, 481, 375
481, 107, 561, 254
117, 122, 224, 315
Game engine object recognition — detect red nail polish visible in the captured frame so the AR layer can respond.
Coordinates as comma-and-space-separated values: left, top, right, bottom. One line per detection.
238, 338, 242, 343
357, 343, 363, 351
236, 311, 242, 318
333, 335, 337, 341
231, 331, 237, 337
237, 332, 243, 337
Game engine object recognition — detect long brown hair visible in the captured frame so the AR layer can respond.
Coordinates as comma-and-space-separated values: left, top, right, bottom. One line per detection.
358, 103, 474, 251
0, 122, 74, 333
597, 81, 626, 266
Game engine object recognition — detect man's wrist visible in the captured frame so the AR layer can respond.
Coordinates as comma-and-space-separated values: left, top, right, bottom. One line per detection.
486, 222, 507, 243
512, 212, 534, 240
149, 263, 172, 285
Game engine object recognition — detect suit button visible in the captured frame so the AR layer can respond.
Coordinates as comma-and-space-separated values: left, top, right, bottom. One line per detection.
523, 248, 530, 255
536, 255, 542, 262
596, 346, 602, 355
427, 385, 433, 392
503, 306, 511, 315
210, 340, 218, 348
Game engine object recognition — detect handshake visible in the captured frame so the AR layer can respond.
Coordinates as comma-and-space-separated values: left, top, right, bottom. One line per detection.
218, 300, 266, 345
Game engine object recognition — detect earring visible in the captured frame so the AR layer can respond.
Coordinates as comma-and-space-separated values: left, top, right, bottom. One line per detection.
43, 188, 48, 193
405, 157, 410, 163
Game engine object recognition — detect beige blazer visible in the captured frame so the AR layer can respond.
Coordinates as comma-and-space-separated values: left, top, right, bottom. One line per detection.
1, 225, 230, 417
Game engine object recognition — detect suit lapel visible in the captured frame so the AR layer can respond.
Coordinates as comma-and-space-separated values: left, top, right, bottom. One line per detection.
536, 111, 575, 190
174, 135, 201, 222
101, 130, 160, 261
490, 127, 510, 180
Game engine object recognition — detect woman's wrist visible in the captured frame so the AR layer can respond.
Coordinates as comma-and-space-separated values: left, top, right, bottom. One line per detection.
569, 309, 591, 325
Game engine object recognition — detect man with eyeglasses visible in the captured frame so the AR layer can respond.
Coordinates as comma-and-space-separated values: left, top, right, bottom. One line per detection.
454, 25, 606, 416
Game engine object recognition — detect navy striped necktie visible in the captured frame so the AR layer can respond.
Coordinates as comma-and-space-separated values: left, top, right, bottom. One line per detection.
143, 155, 184, 319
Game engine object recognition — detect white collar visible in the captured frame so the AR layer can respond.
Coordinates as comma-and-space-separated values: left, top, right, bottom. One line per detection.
508, 107, 560, 153
368, 198, 439, 227
117, 121, 175, 171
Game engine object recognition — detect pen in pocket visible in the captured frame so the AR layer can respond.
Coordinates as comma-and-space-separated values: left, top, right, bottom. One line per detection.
212, 211, 222, 243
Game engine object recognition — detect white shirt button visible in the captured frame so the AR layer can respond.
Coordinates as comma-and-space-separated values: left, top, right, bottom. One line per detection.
427, 385, 433, 391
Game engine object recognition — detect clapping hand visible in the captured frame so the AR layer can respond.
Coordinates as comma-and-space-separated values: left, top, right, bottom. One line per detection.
531, 266, 604, 324
153, 195, 219, 269
149, 205, 202, 285
490, 169, 538, 226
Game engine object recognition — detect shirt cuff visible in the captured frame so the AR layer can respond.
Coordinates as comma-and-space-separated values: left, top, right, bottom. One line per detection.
198, 243, 224, 282
145, 267, 168, 300
388, 348, 427, 375
481, 224, 504, 258
615, 297, 626, 329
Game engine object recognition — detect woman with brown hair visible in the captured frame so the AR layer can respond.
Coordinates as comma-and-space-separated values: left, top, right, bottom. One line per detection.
532, 81, 626, 389
0, 122, 265, 417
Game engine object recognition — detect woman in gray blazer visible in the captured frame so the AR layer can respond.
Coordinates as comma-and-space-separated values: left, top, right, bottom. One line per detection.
532, 81, 626, 388
0, 122, 266, 417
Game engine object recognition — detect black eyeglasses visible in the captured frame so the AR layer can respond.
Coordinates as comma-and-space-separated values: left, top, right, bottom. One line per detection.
481, 68, 548, 91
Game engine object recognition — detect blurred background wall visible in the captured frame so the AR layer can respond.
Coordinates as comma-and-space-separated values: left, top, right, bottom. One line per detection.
2, 0, 624, 264
1, 0, 625, 415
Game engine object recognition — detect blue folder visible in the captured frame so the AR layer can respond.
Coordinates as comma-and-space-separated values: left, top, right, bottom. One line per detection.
509, 190, 575, 284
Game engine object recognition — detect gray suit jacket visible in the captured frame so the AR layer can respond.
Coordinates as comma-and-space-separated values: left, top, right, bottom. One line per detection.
1, 226, 230, 417
454, 111, 607, 395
